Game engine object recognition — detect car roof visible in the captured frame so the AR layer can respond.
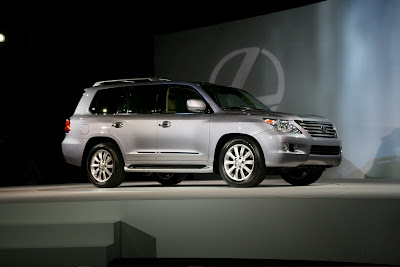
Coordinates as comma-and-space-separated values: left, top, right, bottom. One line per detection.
88, 78, 208, 91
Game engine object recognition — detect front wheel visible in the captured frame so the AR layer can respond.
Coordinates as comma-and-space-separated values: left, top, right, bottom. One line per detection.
153, 173, 187, 186
219, 136, 266, 187
281, 168, 324, 186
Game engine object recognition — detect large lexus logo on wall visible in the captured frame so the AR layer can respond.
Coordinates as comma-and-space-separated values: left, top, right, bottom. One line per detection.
209, 47, 285, 111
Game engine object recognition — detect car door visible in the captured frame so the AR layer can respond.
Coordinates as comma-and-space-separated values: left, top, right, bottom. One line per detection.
156, 85, 210, 164
108, 85, 159, 165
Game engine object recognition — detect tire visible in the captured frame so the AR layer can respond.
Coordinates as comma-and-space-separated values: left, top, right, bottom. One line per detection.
86, 142, 126, 188
153, 173, 187, 186
281, 168, 324, 186
219, 136, 266, 187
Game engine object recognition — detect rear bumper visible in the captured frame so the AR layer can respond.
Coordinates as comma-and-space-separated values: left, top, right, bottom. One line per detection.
61, 135, 86, 167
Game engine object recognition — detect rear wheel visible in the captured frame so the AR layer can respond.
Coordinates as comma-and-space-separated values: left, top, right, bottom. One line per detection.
153, 173, 187, 186
281, 168, 324, 186
86, 142, 126, 188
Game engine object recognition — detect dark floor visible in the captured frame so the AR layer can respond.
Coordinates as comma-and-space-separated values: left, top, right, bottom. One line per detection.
110, 258, 390, 267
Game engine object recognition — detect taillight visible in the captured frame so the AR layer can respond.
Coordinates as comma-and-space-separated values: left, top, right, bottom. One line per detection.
65, 119, 71, 133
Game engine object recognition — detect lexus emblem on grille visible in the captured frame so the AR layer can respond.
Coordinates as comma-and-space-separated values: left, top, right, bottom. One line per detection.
321, 126, 328, 133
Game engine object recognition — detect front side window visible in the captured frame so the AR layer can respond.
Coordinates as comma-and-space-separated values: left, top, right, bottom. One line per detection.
164, 86, 203, 114
89, 88, 125, 114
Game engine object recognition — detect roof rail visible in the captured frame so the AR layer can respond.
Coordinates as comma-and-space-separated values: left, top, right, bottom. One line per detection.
93, 77, 170, 87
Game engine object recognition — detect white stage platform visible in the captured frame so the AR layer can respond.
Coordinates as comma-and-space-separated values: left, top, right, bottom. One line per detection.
0, 178, 399, 266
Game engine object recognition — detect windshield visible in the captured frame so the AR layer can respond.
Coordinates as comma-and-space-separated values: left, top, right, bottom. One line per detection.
201, 84, 271, 111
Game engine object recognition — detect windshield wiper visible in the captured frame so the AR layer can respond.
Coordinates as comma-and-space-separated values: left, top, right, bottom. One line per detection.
222, 106, 265, 111
222, 106, 250, 110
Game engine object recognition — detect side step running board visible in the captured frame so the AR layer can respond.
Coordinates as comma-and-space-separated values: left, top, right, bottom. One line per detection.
124, 165, 213, 173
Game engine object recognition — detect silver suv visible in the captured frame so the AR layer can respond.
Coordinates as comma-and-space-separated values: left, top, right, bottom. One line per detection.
62, 78, 341, 188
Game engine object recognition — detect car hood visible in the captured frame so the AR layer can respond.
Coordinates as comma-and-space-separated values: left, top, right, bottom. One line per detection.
224, 109, 330, 122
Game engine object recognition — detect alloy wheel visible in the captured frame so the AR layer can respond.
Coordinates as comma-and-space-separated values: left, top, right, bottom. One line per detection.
223, 144, 255, 182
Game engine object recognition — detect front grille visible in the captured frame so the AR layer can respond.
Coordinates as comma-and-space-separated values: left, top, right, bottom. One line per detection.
296, 121, 337, 138
310, 145, 341, 155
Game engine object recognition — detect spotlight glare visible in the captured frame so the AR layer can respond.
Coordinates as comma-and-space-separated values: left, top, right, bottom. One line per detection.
0, 34, 5, 43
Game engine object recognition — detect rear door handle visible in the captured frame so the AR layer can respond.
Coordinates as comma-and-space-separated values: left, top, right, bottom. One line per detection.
159, 121, 171, 128
111, 122, 124, 128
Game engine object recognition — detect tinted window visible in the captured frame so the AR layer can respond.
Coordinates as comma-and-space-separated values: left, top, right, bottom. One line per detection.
89, 88, 125, 114
123, 85, 159, 114
201, 84, 270, 111
165, 86, 203, 114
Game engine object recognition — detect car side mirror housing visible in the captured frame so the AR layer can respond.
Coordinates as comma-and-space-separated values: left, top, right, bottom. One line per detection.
187, 99, 206, 113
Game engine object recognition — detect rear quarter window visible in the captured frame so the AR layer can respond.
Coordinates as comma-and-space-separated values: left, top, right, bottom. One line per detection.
89, 88, 125, 114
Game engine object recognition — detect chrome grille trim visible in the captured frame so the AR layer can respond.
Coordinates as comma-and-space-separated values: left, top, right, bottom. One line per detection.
295, 121, 337, 138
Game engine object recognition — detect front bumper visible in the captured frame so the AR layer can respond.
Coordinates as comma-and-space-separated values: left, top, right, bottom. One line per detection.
253, 130, 342, 168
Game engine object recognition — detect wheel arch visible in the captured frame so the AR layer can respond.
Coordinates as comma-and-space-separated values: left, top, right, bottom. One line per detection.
213, 133, 265, 174
82, 136, 124, 168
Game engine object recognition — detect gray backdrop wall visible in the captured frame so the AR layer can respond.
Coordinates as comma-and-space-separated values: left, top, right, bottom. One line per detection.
154, 0, 400, 179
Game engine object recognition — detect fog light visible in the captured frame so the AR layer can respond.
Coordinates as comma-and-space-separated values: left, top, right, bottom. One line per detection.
283, 143, 296, 152
283, 143, 289, 152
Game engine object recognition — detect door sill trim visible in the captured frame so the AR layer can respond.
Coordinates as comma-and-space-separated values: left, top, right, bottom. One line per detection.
124, 165, 213, 173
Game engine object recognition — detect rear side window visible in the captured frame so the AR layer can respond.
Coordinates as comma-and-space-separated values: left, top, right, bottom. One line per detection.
122, 85, 159, 114
89, 88, 125, 114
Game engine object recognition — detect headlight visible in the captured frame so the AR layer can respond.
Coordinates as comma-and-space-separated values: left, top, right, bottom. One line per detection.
264, 118, 302, 134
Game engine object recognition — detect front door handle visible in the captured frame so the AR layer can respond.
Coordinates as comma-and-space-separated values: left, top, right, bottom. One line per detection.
159, 121, 171, 128
111, 122, 124, 128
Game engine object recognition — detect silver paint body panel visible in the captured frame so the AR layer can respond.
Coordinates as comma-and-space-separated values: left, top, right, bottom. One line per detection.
62, 81, 342, 173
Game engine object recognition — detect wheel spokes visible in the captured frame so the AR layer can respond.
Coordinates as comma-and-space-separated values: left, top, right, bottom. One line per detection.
224, 144, 255, 182
90, 149, 114, 183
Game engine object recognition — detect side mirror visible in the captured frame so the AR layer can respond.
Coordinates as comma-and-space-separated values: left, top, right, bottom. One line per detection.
186, 99, 206, 113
